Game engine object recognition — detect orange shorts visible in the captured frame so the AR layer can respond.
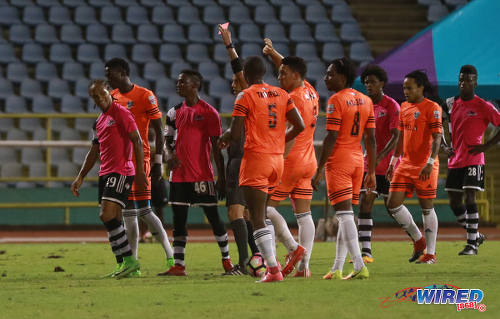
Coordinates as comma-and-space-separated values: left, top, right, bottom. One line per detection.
270, 159, 316, 201
389, 164, 438, 199
325, 165, 364, 206
129, 158, 151, 201
239, 151, 283, 194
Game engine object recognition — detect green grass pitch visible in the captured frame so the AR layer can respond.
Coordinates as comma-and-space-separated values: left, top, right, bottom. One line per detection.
0, 241, 498, 319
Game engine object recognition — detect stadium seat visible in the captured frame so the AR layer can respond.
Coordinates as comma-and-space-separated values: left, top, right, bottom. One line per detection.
126, 6, 149, 25
4, 95, 28, 113
86, 62, 103, 79
322, 42, 344, 61
269, 0, 294, 5
0, 44, 19, 63
88, 0, 112, 7
74, 118, 95, 132
254, 5, 276, 25
158, 44, 183, 63
104, 44, 127, 61
305, 61, 326, 83
323, 0, 348, 6
169, 61, 191, 78
131, 44, 156, 64
48, 6, 72, 25
305, 4, 330, 24
280, 5, 304, 25
61, 24, 85, 45
418, 0, 441, 6
428, 3, 449, 22
162, 24, 187, 44
229, 6, 252, 24
151, 6, 175, 25
177, 6, 202, 25
203, 5, 225, 25
74, 78, 90, 99
26, 162, 46, 188
350, 42, 373, 63
188, 24, 213, 44
51, 118, 70, 132
0, 147, 17, 162
137, 24, 162, 44
340, 23, 365, 42
62, 0, 86, 7
55, 162, 79, 180
9, 24, 32, 44
22, 6, 46, 25
198, 61, 220, 81
6, 63, 29, 83
446, 0, 468, 9
0, 78, 14, 99
115, 0, 138, 7
0, 163, 24, 181
50, 150, 71, 167
34, 24, 59, 44
295, 43, 320, 61
31, 94, 55, 112
112, 24, 136, 44
186, 44, 210, 63
19, 118, 43, 132
240, 43, 262, 58
290, 24, 314, 43
128, 63, 140, 78
219, 94, 235, 113
143, 62, 166, 81
86, 24, 110, 44
32, 127, 48, 139
35, 62, 58, 82
264, 24, 288, 43
72, 147, 89, 164
21, 148, 44, 164
315, 23, 340, 43
61, 62, 85, 83
244, 0, 268, 6
219, 0, 242, 6
49, 43, 73, 64
47, 78, 70, 99
0, 6, 21, 26
208, 77, 230, 99
58, 128, 82, 140
131, 77, 150, 89
7, 128, 29, 140
100, 6, 124, 26
154, 77, 177, 99
74, 6, 98, 25
331, 4, 356, 24
37, 0, 60, 7
273, 42, 290, 57
0, 118, 16, 134
239, 23, 262, 43
77, 43, 102, 64
140, 0, 164, 8
193, 0, 217, 6
296, 0, 321, 6
20, 78, 42, 99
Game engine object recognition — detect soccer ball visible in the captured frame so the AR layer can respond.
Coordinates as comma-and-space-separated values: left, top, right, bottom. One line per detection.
247, 253, 266, 277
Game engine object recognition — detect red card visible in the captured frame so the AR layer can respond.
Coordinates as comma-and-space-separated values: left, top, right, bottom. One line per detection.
218, 22, 230, 34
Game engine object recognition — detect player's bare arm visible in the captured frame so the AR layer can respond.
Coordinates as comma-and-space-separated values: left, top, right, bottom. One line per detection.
364, 127, 377, 191
262, 38, 284, 68
440, 111, 455, 157
419, 132, 442, 181
219, 116, 245, 149
468, 128, 500, 154
150, 118, 164, 182
71, 143, 99, 197
164, 135, 180, 170
211, 136, 226, 199
130, 129, 148, 191
285, 107, 305, 143
386, 129, 403, 181
312, 130, 338, 191
219, 24, 248, 89
376, 128, 399, 166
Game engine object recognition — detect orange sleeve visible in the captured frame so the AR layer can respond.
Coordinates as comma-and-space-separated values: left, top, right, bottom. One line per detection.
143, 91, 162, 120
428, 102, 443, 133
365, 101, 376, 129
326, 96, 342, 131
233, 91, 250, 117
286, 95, 296, 113
398, 104, 404, 131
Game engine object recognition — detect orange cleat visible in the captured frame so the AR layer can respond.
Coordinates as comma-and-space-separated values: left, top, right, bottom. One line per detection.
258, 266, 284, 283
222, 258, 234, 272
409, 237, 426, 263
157, 264, 186, 276
416, 254, 436, 264
293, 269, 311, 277
281, 245, 306, 277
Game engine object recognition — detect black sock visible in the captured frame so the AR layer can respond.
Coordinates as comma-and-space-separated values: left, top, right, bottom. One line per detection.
451, 205, 467, 229
172, 205, 189, 266
465, 204, 479, 248
103, 218, 132, 263
231, 218, 249, 267
245, 220, 259, 255
204, 206, 230, 259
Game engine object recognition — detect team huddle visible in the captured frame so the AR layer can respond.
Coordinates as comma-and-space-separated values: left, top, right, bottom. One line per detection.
71, 25, 500, 282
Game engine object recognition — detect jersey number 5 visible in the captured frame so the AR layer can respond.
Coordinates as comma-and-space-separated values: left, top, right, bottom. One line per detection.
268, 104, 277, 128
351, 111, 360, 136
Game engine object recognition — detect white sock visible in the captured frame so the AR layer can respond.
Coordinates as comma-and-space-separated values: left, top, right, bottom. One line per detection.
389, 205, 422, 241
266, 206, 298, 252
122, 209, 139, 259
265, 219, 276, 256
139, 207, 174, 259
332, 217, 347, 272
253, 228, 277, 267
337, 211, 364, 271
296, 211, 315, 271
422, 208, 438, 255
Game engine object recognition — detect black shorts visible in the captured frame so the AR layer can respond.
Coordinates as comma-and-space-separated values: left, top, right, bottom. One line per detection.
151, 177, 168, 208
226, 158, 246, 207
445, 165, 485, 192
98, 173, 134, 208
360, 174, 390, 198
169, 181, 218, 206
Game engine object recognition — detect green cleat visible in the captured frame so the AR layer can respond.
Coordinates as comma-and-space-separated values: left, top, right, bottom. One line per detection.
323, 270, 342, 280
126, 269, 141, 277
115, 256, 140, 279
167, 257, 175, 268
342, 266, 369, 280
101, 263, 123, 278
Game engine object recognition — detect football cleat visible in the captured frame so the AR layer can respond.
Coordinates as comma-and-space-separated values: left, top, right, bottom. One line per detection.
458, 245, 477, 256
415, 254, 436, 264
166, 257, 175, 269
126, 269, 141, 277
293, 269, 311, 277
257, 267, 283, 283
157, 264, 186, 276
323, 270, 342, 280
281, 245, 306, 277
114, 257, 140, 279
222, 258, 234, 273
223, 264, 248, 276
409, 237, 426, 263
342, 266, 369, 280
101, 263, 123, 278
349, 255, 374, 264
477, 233, 486, 247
